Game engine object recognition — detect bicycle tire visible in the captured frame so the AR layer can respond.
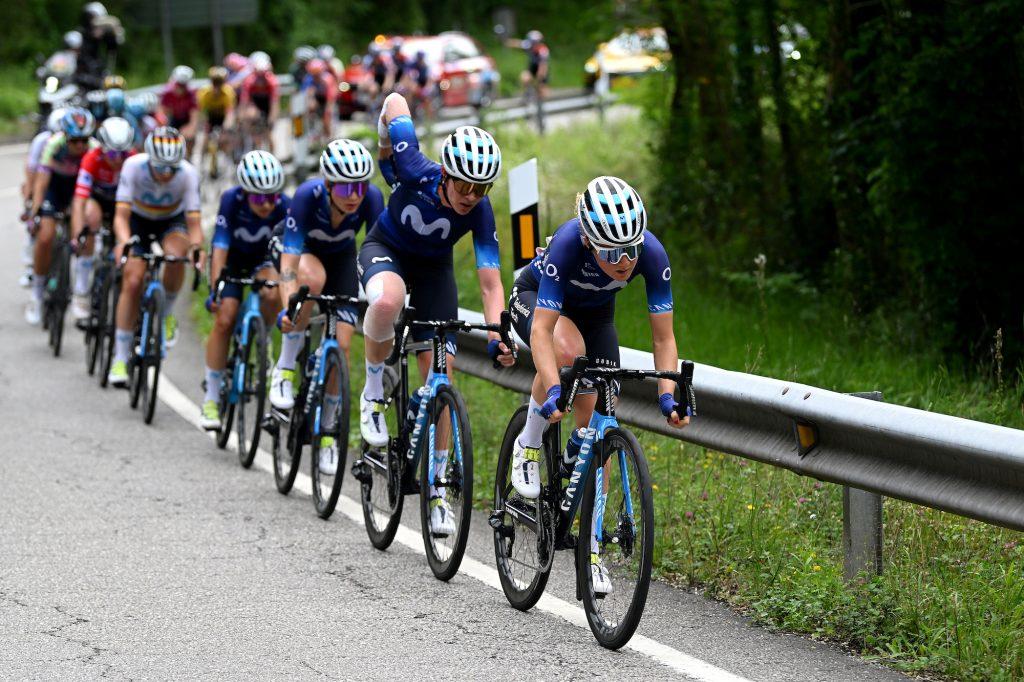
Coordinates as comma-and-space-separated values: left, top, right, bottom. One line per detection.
419, 384, 473, 581
98, 273, 119, 387
142, 287, 164, 425
215, 363, 235, 449
493, 404, 554, 610
85, 263, 108, 375
274, 346, 307, 495
310, 346, 350, 519
236, 315, 267, 468
48, 241, 71, 357
576, 426, 654, 650
360, 367, 405, 549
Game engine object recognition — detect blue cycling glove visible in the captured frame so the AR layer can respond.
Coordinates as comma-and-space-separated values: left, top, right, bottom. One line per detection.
205, 293, 216, 312
540, 385, 561, 419
659, 392, 679, 418
276, 309, 288, 330
487, 338, 502, 361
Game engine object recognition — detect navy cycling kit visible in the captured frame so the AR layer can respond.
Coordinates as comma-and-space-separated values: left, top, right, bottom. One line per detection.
212, 186, 290, 300
357, 114, 501, 345
282, 177, 384, 325
509, 219, 673, 368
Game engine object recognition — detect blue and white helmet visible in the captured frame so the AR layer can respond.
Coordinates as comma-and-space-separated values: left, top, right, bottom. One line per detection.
62, 107, 96, 138
441, 125, 501, 183
576, 176, 647, 248
46, 107, 67, 133
237, 150, 285, 193
320, 139, 374, 182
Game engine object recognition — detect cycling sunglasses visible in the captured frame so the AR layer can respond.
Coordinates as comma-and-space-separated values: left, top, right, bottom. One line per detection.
594, 242, 643, 264
248, 192, 280, 205
450, 178, 493, 197
330, 181, 368, 198
68, 137, 90, 145
150, 163, 179, 176
104, 149, 129, 161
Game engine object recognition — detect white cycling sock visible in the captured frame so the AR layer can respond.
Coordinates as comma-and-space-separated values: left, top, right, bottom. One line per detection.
518, 397, 547, 449
204, 366, 222, 403
114, 328, 133, 363
32, 276, 44, 303
364, 360, 385, 401
73, 257, 93, 296
323, 393, 341, 430
430, 449, 449, 498
277, 332, 303, 371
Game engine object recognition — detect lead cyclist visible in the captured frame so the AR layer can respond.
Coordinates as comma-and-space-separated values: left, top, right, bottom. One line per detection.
506, 176, 690, 595
358, 92, 516, 535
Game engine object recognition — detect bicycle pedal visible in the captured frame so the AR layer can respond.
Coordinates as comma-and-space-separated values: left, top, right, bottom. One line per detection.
350, 459, 372, 484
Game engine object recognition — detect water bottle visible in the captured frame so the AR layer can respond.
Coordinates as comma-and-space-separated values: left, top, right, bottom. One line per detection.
559, 428, 586, 479
406, 385, 427, 424
305, 346, 320, 377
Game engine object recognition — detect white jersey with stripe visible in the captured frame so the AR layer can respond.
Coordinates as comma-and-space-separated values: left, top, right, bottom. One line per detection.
115, 154, 201, 219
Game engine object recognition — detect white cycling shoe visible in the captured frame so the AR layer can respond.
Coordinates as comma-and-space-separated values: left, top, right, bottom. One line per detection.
591, 554, 614, 596
511, 438, 541, 499
24, 298, 41, 326
360, 392, 389, 447
71, 294, 90, 321
429, 496, 456, 537
318, 437, 339, 476
269, 367, 295, 410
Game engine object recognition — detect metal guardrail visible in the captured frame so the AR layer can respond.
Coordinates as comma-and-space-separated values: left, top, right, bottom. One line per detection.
448, 307, 1024, 550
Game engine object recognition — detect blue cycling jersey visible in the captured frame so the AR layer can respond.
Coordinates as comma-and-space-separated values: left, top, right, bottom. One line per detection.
282, 178, 383, 256
212, 186, 291, 255
524, 219, 674, 313
375, 115, 500, 269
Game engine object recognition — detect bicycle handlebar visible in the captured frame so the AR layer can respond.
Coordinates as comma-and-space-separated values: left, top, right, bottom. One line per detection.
285, 285, 359, 323
212, 273, 279, 304
555, 355, 697, 417
384, 307, 518, 368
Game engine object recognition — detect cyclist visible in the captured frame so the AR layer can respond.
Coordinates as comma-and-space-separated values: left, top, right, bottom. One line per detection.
24, 108, 98, 325
224, 52, 250, 92
200, 151, 289, 430
405, 50, 434, 117
506, 176, 687, 594
19, 109, 66, 288
301, 59, 337, 139
390, 39, 408, 92
159, 66, 198, 154
239, 52, 279, 152
69, 116, 135, 320
197, 66, 237, 170
359, 93, 515, 533
289, 45, 317, 85
107, 127, 203, 387
506, 30, 550, 99
317, 44, 342, 81
270, 140, 383, 475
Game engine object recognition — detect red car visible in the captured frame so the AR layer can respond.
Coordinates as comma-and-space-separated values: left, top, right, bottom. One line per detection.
336, 57, 368, 120
381, 32, 500, 110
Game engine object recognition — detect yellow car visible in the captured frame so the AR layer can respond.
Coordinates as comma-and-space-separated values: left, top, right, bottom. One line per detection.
584, 27, 670, 89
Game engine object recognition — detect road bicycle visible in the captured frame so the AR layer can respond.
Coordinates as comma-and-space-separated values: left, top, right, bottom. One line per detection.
489, 355, 696, 649
40, 212, 75, 357
81, 225, 115, 377
208, 274, 276, 468
121, 240, 200, 424
351, 307, 516, 581
267, 285, 353, 519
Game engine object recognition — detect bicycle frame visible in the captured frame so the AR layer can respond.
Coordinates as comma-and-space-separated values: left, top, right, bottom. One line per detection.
227, 290, 264, 405
138, 278, 166, 358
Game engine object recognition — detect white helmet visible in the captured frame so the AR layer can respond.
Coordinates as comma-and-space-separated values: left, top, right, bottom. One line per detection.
97, 117, 135, 152
576, 176, 647, 248
237, 150, 285, 193
441, 125, 501, 183
317, 44, 336, 60
46, 107, 67, 133
170, 65, 194, 84
320, 139, 374, 182
144, 126, 185, 167
63, 30, 83, 50
249, 51, 272, 72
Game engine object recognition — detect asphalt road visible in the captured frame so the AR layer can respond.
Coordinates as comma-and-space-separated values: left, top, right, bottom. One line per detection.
0, 141, 907, 680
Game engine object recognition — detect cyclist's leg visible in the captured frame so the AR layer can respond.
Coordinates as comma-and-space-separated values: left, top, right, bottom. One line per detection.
158, 222, 190, 326
31, 215, 56, 302
358, 238, 408, 395
321, 246, 359, 362
111, 246, 147, 381
204, 295, 240, 405
254, 263, 280, 325
74, 198, 103, 298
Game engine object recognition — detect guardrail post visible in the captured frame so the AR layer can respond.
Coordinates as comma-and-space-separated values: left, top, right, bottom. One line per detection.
842, 391, 884, 581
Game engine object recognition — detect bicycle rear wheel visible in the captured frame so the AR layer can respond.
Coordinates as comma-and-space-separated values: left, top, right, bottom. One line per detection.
310, 346, 350, 519
236, 316, 267, 468
48, 241, 71, 357
142, 288, 164, 425
98, 272, 120, 387
359, 368, 405, 549
215, 366, 236, 449
274, 351, 306, 494
576, 426, 654, 650
419, 384, 473, 581
85, 264, 108, 375
493, 405, 554, 610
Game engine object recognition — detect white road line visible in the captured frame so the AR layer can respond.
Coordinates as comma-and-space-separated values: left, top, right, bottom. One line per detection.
157, 375, 751, 682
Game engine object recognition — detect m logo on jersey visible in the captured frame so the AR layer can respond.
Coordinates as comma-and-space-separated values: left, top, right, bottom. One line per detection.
401, 205, 450, 240
141, 190, 174, 206
233, 226, 273, 243
569, 278, 627, 292
308, 228, 356, 243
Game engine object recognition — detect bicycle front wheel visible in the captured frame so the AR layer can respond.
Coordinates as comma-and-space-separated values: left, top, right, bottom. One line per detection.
48, 242, 71, 357
85, 264, 108, 375
419, 384, 473, 581
576, 427, 654, 650
236, 316, 267, 468
98, 271, 120, 388
142, 288, 164, 425
493, 405, 554, 611
310, 346, 350, 519
358, 367, 405, 550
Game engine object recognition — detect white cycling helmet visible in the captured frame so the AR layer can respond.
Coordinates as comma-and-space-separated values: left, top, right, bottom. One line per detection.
441, 125, 501, 183
64, 30, 83, 51
249, 51, 272, 72
170, 65, 194, 84
46, 107, 67, 133
237, 150, 285, 193
320, 139, 374, 182
576, 176, 647, 248
144, 126, 185, 167
97, 117, 135, 152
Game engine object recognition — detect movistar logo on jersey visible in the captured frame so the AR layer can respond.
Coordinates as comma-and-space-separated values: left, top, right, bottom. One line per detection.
569, 278, 628, 292
141, 191, 174, 206
308, 228, 355, 243
401, 205, 450, 240
233, 226, 273, 243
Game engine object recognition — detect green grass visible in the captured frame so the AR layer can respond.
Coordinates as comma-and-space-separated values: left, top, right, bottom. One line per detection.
0, 67, 38, 139
191, 115, 1024, 681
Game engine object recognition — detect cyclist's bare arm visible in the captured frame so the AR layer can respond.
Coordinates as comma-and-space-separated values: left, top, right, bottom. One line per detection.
530, 306, 563, 405
208, 246, 227, 288
113, 202, 131, 254
70, 194, 87, 239
378, 93, 412, 161
650, 311, 688, 427
29, 168, 51, 216
477, 267, 514, 366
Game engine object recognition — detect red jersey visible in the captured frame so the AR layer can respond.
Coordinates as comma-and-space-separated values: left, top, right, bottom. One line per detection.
75, 147, 135, 202
240, 71, 280, 104
160, 85, 198, 124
